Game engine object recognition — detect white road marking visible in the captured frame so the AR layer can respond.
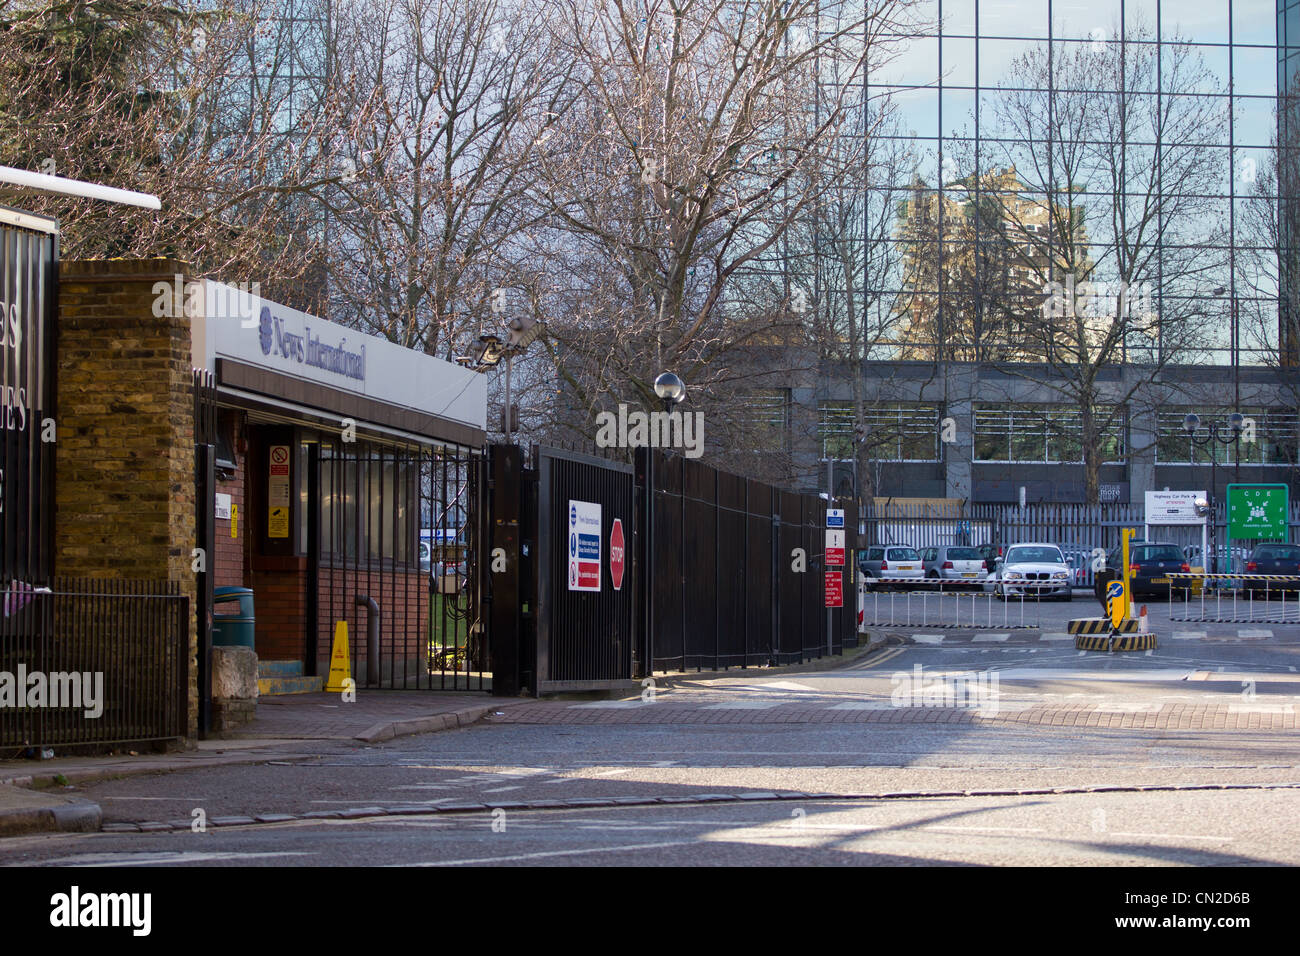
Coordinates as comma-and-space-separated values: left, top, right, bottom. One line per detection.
702, 701, 783, 710
1226, 704, 1296, 714
481, 785, 524, 793
397, 840, 700, 867
1107, 832, 1233, 842
925, 825, 1046, 834
569, 700, 650, 709
828, 702, 894, 711
1239, 629, 1274, 639
910, 634, 945, 644
1171, 631, 1207, 640
991, 668, 1195, 682
1040, 632, 1073, 641
973, 633, 1010, 643
32, 851, 313, 867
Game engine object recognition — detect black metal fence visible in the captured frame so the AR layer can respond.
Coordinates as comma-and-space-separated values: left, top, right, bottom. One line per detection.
491, 444, 858, 694
0, 578, 188, 750
640, 450, 857, 672
861, 501, 1294, 587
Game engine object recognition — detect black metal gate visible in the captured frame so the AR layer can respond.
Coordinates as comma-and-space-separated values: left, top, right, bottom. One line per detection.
531, 445, 635, 693
309, 436, 488, 690
489, 444, 856, 696
640, 450, 856, 673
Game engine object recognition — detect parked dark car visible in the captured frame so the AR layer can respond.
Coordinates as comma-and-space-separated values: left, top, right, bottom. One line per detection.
1243, 542, 1300, 595
1105, 541, 1191, 597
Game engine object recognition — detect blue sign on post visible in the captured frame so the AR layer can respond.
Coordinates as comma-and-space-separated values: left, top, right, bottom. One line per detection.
826, 508, 844, 529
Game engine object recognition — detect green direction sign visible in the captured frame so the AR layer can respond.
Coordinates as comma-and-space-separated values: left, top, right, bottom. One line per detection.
1227, 484, 1289, 540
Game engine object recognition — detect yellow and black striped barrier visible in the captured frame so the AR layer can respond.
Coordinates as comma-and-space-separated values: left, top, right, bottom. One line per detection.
1074, 632, 1158, 652
1068, 617, 1139, 635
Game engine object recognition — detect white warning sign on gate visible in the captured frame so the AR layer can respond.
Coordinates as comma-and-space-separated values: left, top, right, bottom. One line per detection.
568, 499, 602, 592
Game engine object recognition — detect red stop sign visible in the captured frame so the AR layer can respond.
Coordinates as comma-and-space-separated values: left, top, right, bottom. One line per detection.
610, 518, 626, 591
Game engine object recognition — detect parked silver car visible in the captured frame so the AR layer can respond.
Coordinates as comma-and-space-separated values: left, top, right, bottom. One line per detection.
919, 545, 988, 588
985, 542, 1072, 601
858, 546, 925, 589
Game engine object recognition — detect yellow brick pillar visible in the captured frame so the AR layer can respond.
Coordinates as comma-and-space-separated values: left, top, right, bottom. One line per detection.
54, 259, 199, 742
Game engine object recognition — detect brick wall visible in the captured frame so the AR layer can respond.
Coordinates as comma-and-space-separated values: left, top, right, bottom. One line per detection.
55, 259, 199, 741
316, 566, 430, 683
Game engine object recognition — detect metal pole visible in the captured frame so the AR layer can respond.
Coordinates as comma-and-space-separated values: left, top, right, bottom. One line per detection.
504, 352, 513, 443
827, 458, 833, 656
1211, 438, 1218, 576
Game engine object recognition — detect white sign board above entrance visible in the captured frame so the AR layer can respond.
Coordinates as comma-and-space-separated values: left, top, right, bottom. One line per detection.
192, 280, 485, 431
1144, 490, 1206, 526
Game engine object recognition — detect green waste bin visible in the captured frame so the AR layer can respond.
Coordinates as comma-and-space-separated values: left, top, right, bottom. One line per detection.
212, 586, 255, 648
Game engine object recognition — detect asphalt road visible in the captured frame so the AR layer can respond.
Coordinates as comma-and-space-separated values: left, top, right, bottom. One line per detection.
5, 630, 1300, 866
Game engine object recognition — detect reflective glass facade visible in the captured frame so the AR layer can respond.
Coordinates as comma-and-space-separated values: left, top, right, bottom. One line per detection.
832, 0, 1282, 366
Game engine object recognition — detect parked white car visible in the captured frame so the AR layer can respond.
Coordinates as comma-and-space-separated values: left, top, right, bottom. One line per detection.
985, 542, 1072, 601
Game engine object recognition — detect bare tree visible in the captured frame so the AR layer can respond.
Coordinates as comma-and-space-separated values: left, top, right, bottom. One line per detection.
0, 0, 380, 309
529, 0, 917, 455
324, 0, 577, 375
939, 19, 1229, 503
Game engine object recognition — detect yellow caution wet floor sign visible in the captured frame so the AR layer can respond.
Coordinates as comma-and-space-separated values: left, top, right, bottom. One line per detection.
324, 620, 352, 692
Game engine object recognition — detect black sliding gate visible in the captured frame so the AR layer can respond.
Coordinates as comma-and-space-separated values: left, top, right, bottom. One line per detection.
492, 444, 857, 695
640, 450, 856, 673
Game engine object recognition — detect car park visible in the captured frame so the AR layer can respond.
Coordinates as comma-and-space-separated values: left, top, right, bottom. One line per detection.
986, 542, 1072, 600
919, 545, 988, 588
974, 543, 1003, 570
1182, 544, 1250, 576
1107, 541, 1191, 597
1058, 543, 1094, 587
1243, 542, 1300, 594
858, 546, 925, 589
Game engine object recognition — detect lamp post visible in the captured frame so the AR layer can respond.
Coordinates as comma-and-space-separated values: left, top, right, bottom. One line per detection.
646, 372, 686, 678
1183, 412, 1244, 574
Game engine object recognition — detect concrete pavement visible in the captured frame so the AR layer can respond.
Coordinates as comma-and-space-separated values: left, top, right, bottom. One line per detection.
0, 640, 883, 836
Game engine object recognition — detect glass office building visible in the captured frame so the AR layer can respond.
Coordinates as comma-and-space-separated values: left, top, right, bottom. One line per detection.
849, 0, 1278, 365
794, 0, 1299, 502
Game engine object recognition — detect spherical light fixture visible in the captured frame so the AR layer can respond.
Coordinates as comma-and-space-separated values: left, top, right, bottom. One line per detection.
653, 372, 686, 405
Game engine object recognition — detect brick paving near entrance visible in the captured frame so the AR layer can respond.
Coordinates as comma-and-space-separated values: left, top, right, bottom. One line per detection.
486, 698, 1300, 731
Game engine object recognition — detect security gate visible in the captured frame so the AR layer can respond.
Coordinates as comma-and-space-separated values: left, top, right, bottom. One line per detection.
509, 445, 636, 694
490, 444, 856, 696
309, 437, 488, 690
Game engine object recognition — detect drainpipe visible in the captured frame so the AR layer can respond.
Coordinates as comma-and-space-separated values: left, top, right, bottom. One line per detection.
355, 594, 380, 686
